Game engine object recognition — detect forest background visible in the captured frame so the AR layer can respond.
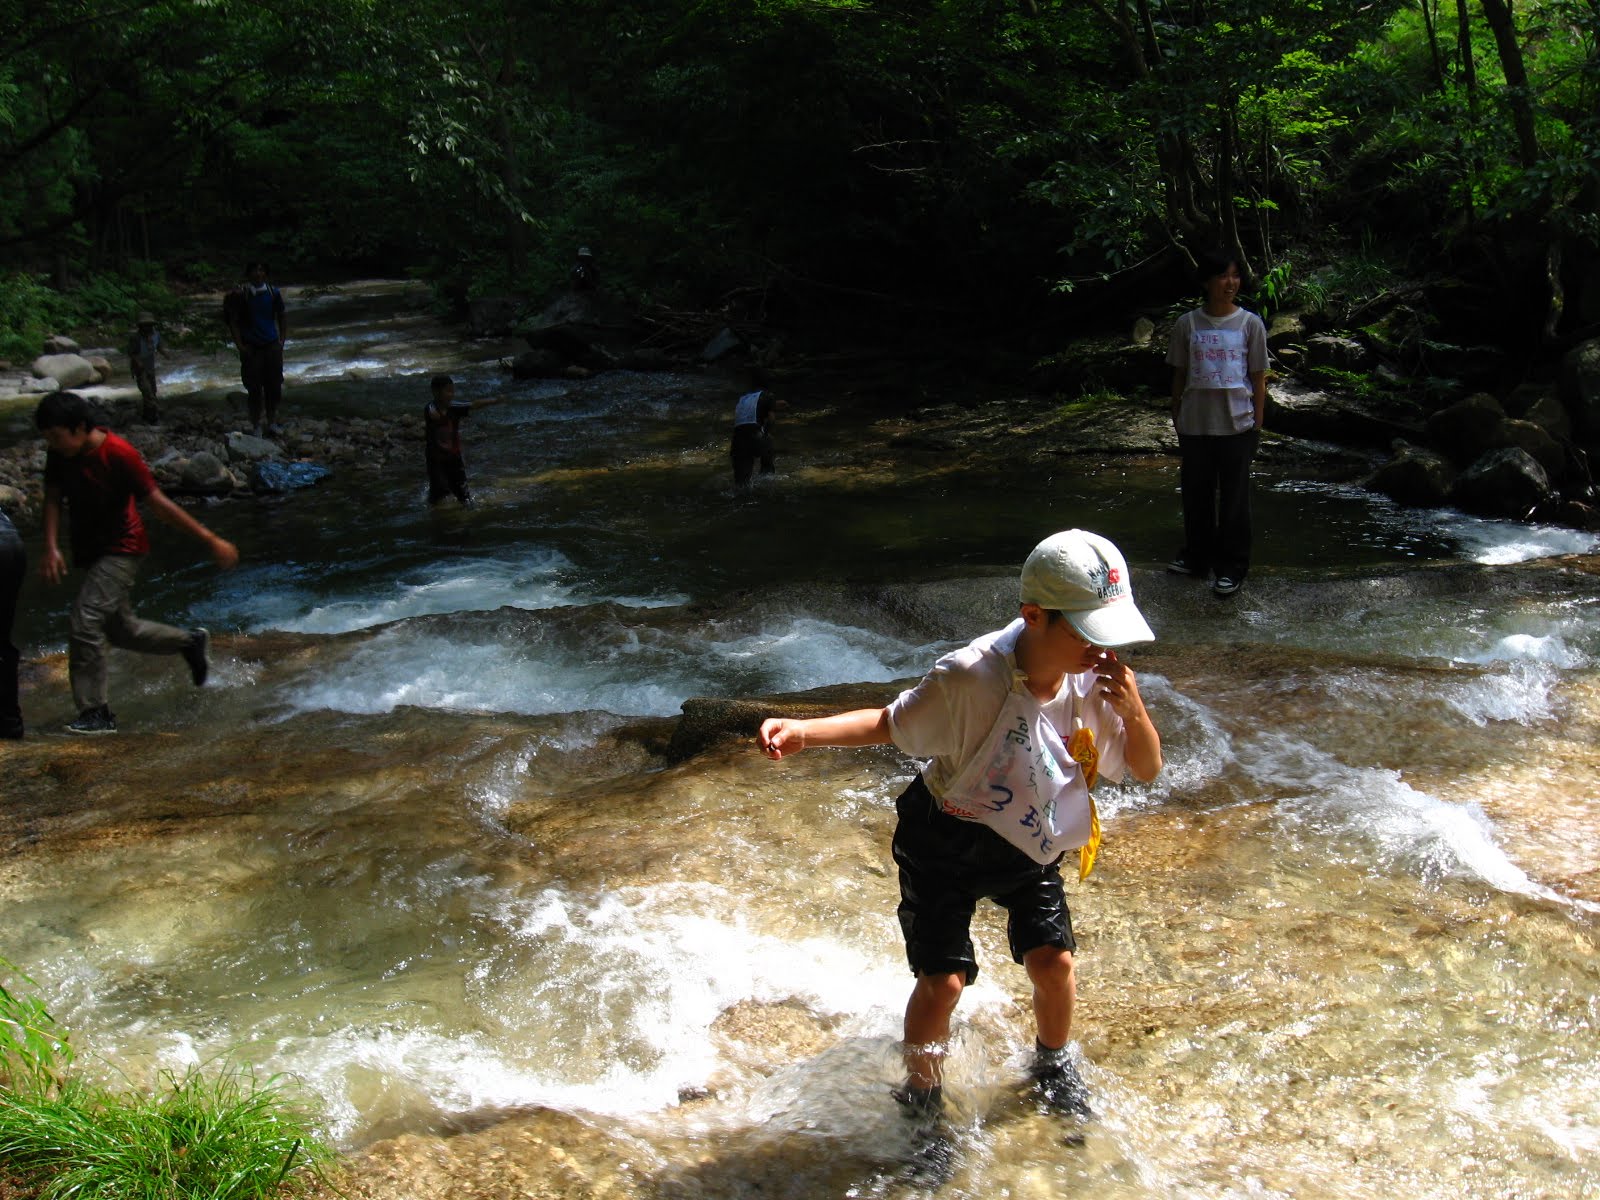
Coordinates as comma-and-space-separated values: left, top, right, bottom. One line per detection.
1, 0, 1597, 380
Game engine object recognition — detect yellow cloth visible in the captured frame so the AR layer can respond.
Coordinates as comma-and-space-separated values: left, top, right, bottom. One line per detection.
1069, 727, 1102, 881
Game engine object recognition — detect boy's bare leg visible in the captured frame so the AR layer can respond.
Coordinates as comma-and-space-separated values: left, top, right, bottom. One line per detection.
1024, 945, 1076, 1050
902, 971, 964, 1091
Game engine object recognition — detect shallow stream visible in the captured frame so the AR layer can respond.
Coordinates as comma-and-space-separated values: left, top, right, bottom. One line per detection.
3, 281, 1599, 1199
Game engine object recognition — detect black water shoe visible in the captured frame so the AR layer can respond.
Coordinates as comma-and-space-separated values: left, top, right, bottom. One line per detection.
182, 628, 210, 687
66, 706, 117, 735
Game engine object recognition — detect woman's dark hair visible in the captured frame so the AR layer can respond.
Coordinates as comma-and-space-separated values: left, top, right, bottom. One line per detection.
34, 391, 97, 432
1194, 247, 1245, 288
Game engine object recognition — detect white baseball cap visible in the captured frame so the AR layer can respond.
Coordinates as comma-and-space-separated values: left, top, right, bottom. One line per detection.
1019, 529, 1155, 647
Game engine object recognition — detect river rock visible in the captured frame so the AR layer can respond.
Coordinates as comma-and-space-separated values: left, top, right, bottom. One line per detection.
179, 450, 235, 495
1561, 337, 1600, 439
1498, 418, 1566, 480
1130, 316, 1155, 347
1449, 447, 1551, 519
225, 430, 283, 462
1522, 392, 1572, 440
87, 355, 112, 383
19, 375, 60, 394
467, 295, 522, 337
1303, 334, 1373, 372
0, 484, 27, 518
509, 348, 566, 379
1365, 441, 1455, 507
42, 334, 79, 354
30, 353, 97, 389
1424, 393, 1506, 464
1266, 311, 1307, 351
1264, 378, 1423, 447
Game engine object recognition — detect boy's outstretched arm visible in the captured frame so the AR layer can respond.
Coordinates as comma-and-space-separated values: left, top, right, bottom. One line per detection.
759, 707, 891, 759
144, 489, 240, 570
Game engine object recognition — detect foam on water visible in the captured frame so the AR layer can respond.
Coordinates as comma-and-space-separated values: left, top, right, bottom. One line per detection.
274, 614, 932, 718
1243, 732, 1598, 910
247, 549, 595, 635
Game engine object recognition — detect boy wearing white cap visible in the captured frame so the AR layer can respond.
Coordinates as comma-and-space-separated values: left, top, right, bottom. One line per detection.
759, 529, 1161, 1123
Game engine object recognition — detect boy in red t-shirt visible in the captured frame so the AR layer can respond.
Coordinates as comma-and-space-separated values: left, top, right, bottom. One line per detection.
36, 393, 240, 734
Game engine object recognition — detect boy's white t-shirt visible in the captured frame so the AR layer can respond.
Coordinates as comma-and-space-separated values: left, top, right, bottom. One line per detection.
886, 619, 1128, 813
1167, 306, 1267, 436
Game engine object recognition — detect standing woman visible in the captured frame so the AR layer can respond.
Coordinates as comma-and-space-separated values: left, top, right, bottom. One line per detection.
0, 504, 24, 738
1165, 248, 1268, 597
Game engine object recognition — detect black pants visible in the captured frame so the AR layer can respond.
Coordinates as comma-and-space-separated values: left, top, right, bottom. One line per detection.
427, 454, 471, 505
730, 424, 774, 487
0, 529, 24, 727
1178, 429, 1258, 580
240, 341, 284, 427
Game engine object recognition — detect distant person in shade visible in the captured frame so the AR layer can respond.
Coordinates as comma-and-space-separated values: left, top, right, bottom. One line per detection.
1165, 247, 1268, 597
0, 504, 24, 739
424, 375, 507, 507
730, 388, 784, 489
570, 246, 597, 292
223, 261, 288, 437
126, 311, 170, 424
35, 392, 238, 735
757, 530, 1162, 1157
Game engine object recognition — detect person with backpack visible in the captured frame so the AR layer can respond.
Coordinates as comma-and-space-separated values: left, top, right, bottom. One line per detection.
223, 261, 288, 437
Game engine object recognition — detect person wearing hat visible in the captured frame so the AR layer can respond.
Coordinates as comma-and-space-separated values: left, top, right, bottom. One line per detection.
758, 529, 1161, 1136
126, 311, 170, 423
570, 246, 597, 292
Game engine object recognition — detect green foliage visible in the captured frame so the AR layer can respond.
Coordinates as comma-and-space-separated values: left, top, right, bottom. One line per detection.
0, 955, 330, 1200
0, 265, 184, 362
0, 956, 73, 1095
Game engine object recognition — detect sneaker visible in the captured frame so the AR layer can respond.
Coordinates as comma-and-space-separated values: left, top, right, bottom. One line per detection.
66, 706, 117, 735
1030, 1048, 1093, 1118
1166, 555, 1200, 576
182, 628, 210, 687
892, 1084, 955, 1187
1212, 575, 1243, 596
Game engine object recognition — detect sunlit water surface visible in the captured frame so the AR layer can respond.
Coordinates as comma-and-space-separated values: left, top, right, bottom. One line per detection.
3, 282, 1599, 1199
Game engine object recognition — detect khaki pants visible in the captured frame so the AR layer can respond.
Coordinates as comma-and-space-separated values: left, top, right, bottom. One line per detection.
70, 555, 190, 711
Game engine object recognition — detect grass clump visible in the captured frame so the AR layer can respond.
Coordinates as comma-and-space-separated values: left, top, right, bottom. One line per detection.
0, 956, 330, 1200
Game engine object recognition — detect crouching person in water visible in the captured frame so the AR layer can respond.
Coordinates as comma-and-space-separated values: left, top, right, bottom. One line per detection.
759, 529, 1162, 1125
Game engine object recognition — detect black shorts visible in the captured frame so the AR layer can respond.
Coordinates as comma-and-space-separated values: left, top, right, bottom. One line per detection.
891, 775, 1075, 984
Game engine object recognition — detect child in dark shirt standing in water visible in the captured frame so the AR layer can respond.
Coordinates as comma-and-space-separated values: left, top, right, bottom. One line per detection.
424, 375, 507, 506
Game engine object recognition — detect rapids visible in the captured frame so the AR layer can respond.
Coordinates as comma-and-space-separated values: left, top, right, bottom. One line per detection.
3, 281, 1599, 1199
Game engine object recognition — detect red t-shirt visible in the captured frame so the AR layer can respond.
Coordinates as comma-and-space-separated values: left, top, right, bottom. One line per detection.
44, 430, 155, 563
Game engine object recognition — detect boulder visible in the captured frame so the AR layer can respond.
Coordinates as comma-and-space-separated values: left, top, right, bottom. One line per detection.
225, 431, 282, 462
1266, 311, 1307, 352
508, 348, 567, 379
1264, 378, 1424, 447
466, 295, 522, 337
30, 353, 97, 389
1130, 316, 1155, 348
1522, 393, 1572, 441
1561, 337, 1600, 440
1497, 418, 1566, 480
0, 484, 28, 519
178, 451, 234, 496
1303, 334, 1373, 372
19, 375, 60, 395
87, 355, 112, 383
1424, 393, 1506, 464
1364, 441, 1455, 508
1449, 447, 1551, 519
42, 335, 79, 354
